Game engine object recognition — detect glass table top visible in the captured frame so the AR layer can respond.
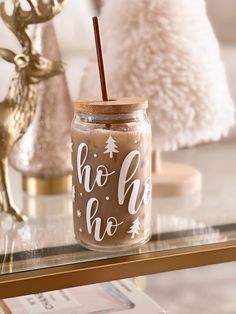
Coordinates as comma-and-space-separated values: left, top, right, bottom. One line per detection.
1, 140, 236, 277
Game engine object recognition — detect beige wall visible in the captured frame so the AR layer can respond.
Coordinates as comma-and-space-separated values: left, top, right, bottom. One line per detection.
207, 0, 236, 43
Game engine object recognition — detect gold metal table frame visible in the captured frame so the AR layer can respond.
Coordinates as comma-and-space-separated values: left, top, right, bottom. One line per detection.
1, 240, 236, 299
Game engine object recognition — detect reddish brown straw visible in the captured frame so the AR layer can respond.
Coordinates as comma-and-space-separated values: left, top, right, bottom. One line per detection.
92, 16, 108, 101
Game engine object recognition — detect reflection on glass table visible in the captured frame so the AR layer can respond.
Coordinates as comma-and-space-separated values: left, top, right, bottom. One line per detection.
0, 140, 236, 275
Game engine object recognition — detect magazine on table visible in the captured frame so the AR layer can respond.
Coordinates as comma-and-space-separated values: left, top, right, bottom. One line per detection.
0, 279, 165, 314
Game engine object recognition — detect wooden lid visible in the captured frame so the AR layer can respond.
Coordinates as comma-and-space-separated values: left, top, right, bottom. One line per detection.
74, 97, 148, 114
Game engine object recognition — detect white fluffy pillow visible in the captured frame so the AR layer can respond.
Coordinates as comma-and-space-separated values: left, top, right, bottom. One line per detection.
80, 0, 235, 151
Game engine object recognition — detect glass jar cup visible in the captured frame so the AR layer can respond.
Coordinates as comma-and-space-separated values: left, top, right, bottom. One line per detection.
71, 97, 152, 252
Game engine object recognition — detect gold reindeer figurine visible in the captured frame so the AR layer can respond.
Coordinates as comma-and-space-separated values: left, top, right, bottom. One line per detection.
0, 0, 67, 221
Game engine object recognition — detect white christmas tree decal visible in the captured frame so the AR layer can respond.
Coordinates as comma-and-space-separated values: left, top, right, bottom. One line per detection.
128, 217, 141, 239
104, 136, 119, 158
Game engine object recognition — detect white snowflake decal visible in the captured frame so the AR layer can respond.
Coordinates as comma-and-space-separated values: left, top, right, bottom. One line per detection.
68, 142, 73, 152
72, 185, 75, 202
77, 209, 82, 218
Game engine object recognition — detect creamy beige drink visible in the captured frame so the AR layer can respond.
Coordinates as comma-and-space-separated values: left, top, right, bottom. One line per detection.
71, 98, 152, 252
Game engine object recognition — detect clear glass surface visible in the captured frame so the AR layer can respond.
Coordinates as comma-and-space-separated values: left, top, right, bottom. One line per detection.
1, 140, 236, 275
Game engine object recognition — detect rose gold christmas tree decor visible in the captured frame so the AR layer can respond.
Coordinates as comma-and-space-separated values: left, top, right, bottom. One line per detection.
9, 21, 73, 196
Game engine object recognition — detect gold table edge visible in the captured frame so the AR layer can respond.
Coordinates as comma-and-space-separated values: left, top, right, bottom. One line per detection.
1, 240, 236, 299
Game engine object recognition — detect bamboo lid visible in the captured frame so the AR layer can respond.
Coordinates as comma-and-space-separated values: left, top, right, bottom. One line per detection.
74, 97, 148, 114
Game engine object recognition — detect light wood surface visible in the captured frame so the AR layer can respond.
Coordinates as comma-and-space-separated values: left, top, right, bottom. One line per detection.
152, 161, 202, 198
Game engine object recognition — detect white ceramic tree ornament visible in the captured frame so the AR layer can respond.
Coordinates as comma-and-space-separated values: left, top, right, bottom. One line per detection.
80, 0, 235, 197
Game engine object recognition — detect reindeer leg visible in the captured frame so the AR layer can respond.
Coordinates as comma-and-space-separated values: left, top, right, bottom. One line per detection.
0, 163, 5, 214
0, 189, 3, 211
0, 157, 27, 222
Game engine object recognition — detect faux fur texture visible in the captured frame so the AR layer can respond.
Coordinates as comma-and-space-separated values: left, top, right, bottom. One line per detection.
80, 0, 235, 151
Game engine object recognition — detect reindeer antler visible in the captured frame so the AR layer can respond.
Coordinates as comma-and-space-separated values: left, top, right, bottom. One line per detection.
17, 0, 67, 26
0, 0, 67, 53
